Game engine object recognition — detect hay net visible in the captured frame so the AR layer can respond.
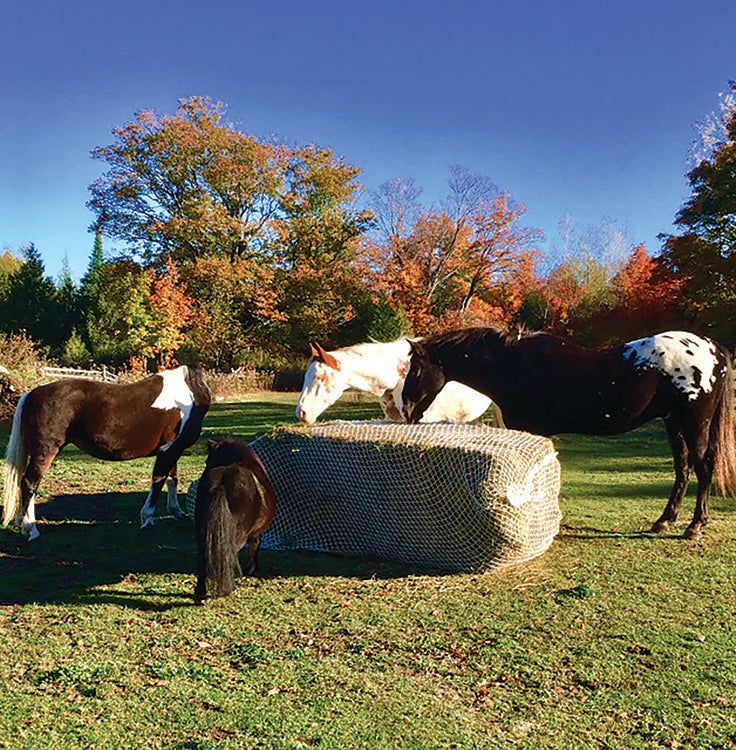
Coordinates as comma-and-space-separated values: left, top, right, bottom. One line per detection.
188, 420, 562, 572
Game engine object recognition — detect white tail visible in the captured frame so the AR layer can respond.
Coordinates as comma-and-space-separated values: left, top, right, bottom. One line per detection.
3, 393, 29, 526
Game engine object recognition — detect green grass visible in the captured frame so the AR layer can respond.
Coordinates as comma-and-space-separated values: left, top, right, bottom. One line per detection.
0, 394, 735, 749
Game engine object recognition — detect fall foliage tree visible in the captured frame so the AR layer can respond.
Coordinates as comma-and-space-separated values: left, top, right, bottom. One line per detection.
88, 97, 286, 263
611, 244, 684, 333
365, 166, 541, 332
149, 260, 193, 368
179, 256, 285, 369
88, 97, 370, 270
0, 250, 22, 320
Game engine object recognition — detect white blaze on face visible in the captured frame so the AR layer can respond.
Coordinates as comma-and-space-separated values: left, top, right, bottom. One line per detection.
623, 331, 719, 401
296, 361, 346, 423
151, 366, 194, 438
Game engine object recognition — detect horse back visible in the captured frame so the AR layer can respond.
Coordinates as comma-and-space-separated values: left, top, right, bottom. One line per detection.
498, 338, 664, 435
202, 459, 276, 537
23, 375, 182, 460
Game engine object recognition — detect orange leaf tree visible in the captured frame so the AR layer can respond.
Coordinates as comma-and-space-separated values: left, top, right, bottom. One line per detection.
149, 260, 193, 368
365, 167, 542, 333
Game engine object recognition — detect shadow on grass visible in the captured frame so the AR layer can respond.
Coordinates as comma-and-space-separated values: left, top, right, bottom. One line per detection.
0, 490, 436, 610
560, 524, 660, 540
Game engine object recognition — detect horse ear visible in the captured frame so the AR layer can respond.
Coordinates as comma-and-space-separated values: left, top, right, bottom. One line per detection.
309, 342, 320, 359
314, 342, 341, 371
407, 339, 425, 356
207, 438, 221, 450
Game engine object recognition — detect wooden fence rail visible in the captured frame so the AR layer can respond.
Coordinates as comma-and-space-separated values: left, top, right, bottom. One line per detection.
42, 366, 119, 383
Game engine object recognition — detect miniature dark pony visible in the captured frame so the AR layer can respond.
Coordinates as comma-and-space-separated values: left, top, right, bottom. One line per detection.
3, 365, 211, 539
194, 436, 276, 603
401, 328, 736, 539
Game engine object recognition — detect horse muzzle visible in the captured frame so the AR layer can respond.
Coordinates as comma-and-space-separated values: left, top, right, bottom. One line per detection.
295, 405, 315, 424
402, 402, 418, 424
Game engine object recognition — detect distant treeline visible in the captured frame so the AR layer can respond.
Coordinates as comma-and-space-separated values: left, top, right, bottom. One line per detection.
1, 95, 734, 371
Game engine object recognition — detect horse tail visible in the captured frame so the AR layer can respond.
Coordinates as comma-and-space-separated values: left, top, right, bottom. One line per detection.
713, 358, 736, 497
199, 483, 241, 598
3, 393, 29, 527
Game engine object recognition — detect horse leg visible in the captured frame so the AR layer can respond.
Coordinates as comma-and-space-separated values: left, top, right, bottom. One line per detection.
165, 462, 186, 520
683, 430, 715, 541
139, 452, 177, 529
243, 534, 262, 576
651, 420, 691, 533
18, 451, 58, 541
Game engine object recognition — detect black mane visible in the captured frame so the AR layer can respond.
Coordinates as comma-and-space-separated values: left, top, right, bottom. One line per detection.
421, 326, 541, 352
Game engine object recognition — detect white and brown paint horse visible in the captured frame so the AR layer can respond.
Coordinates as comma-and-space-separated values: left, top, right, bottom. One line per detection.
401, 328, 736, 539
295, 340, 501, 426
2, 365, 211, 540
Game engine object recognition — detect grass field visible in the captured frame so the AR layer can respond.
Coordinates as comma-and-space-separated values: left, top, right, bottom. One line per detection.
0, 393, 735, 749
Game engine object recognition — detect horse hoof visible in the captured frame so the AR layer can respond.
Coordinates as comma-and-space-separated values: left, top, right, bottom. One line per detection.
683, 526, 703, 541
170, 509, 188, 521
140, 518, 155, 530
650, 520, 671, 534
25, 526, 40, 541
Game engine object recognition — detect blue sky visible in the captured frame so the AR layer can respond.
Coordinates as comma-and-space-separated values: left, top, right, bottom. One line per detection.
1, 0, 734, 278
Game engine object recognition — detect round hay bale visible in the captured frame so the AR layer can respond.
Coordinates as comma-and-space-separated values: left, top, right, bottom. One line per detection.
243, 420, 561, 572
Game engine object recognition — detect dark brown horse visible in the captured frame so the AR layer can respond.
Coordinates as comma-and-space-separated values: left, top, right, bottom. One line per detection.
2, 365, 211, 540
401, 328, 736, 539
194, 436, 276, 603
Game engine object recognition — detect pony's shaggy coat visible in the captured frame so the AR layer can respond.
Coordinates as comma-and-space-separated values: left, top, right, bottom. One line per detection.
194, 436, 276, 602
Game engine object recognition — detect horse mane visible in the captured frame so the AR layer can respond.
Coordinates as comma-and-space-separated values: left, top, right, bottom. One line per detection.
331, 337, 408, 358
421, 326, 537, 352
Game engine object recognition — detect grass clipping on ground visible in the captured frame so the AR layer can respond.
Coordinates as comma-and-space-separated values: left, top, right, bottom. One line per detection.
245, 420, 562, 572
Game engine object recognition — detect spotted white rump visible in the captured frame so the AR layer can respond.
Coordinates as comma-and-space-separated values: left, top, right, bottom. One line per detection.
623, 331, 719, 401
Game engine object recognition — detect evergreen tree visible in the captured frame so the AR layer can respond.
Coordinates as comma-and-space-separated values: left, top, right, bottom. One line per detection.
60, 329, 92, 367
79, 228, 106, 347
81, 227, 105, 296
0, 244, 58, 345
52, 255, 80, 351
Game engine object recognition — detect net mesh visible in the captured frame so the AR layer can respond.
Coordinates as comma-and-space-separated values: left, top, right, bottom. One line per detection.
187, 420, 561, 572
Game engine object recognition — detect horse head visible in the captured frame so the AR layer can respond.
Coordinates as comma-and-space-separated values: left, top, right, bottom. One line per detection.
295, 342, 349, 423
206, 435, 251, 469
401, 339, 447, 423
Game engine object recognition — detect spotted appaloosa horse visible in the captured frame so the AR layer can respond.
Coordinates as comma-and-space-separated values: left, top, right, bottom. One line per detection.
194, 436, 276, 603
295, 340, 501, 426
2, 365, 211, 540
401, 328, 736, 539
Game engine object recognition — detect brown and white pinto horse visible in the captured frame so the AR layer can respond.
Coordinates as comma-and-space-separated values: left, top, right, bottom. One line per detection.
2, 365, 211, 540
401, 328, 736, 539
296, 339, 498, 425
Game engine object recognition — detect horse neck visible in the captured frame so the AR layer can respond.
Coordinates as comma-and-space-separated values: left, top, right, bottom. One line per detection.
435, 334, 510, 396
336, 339, 410, 390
